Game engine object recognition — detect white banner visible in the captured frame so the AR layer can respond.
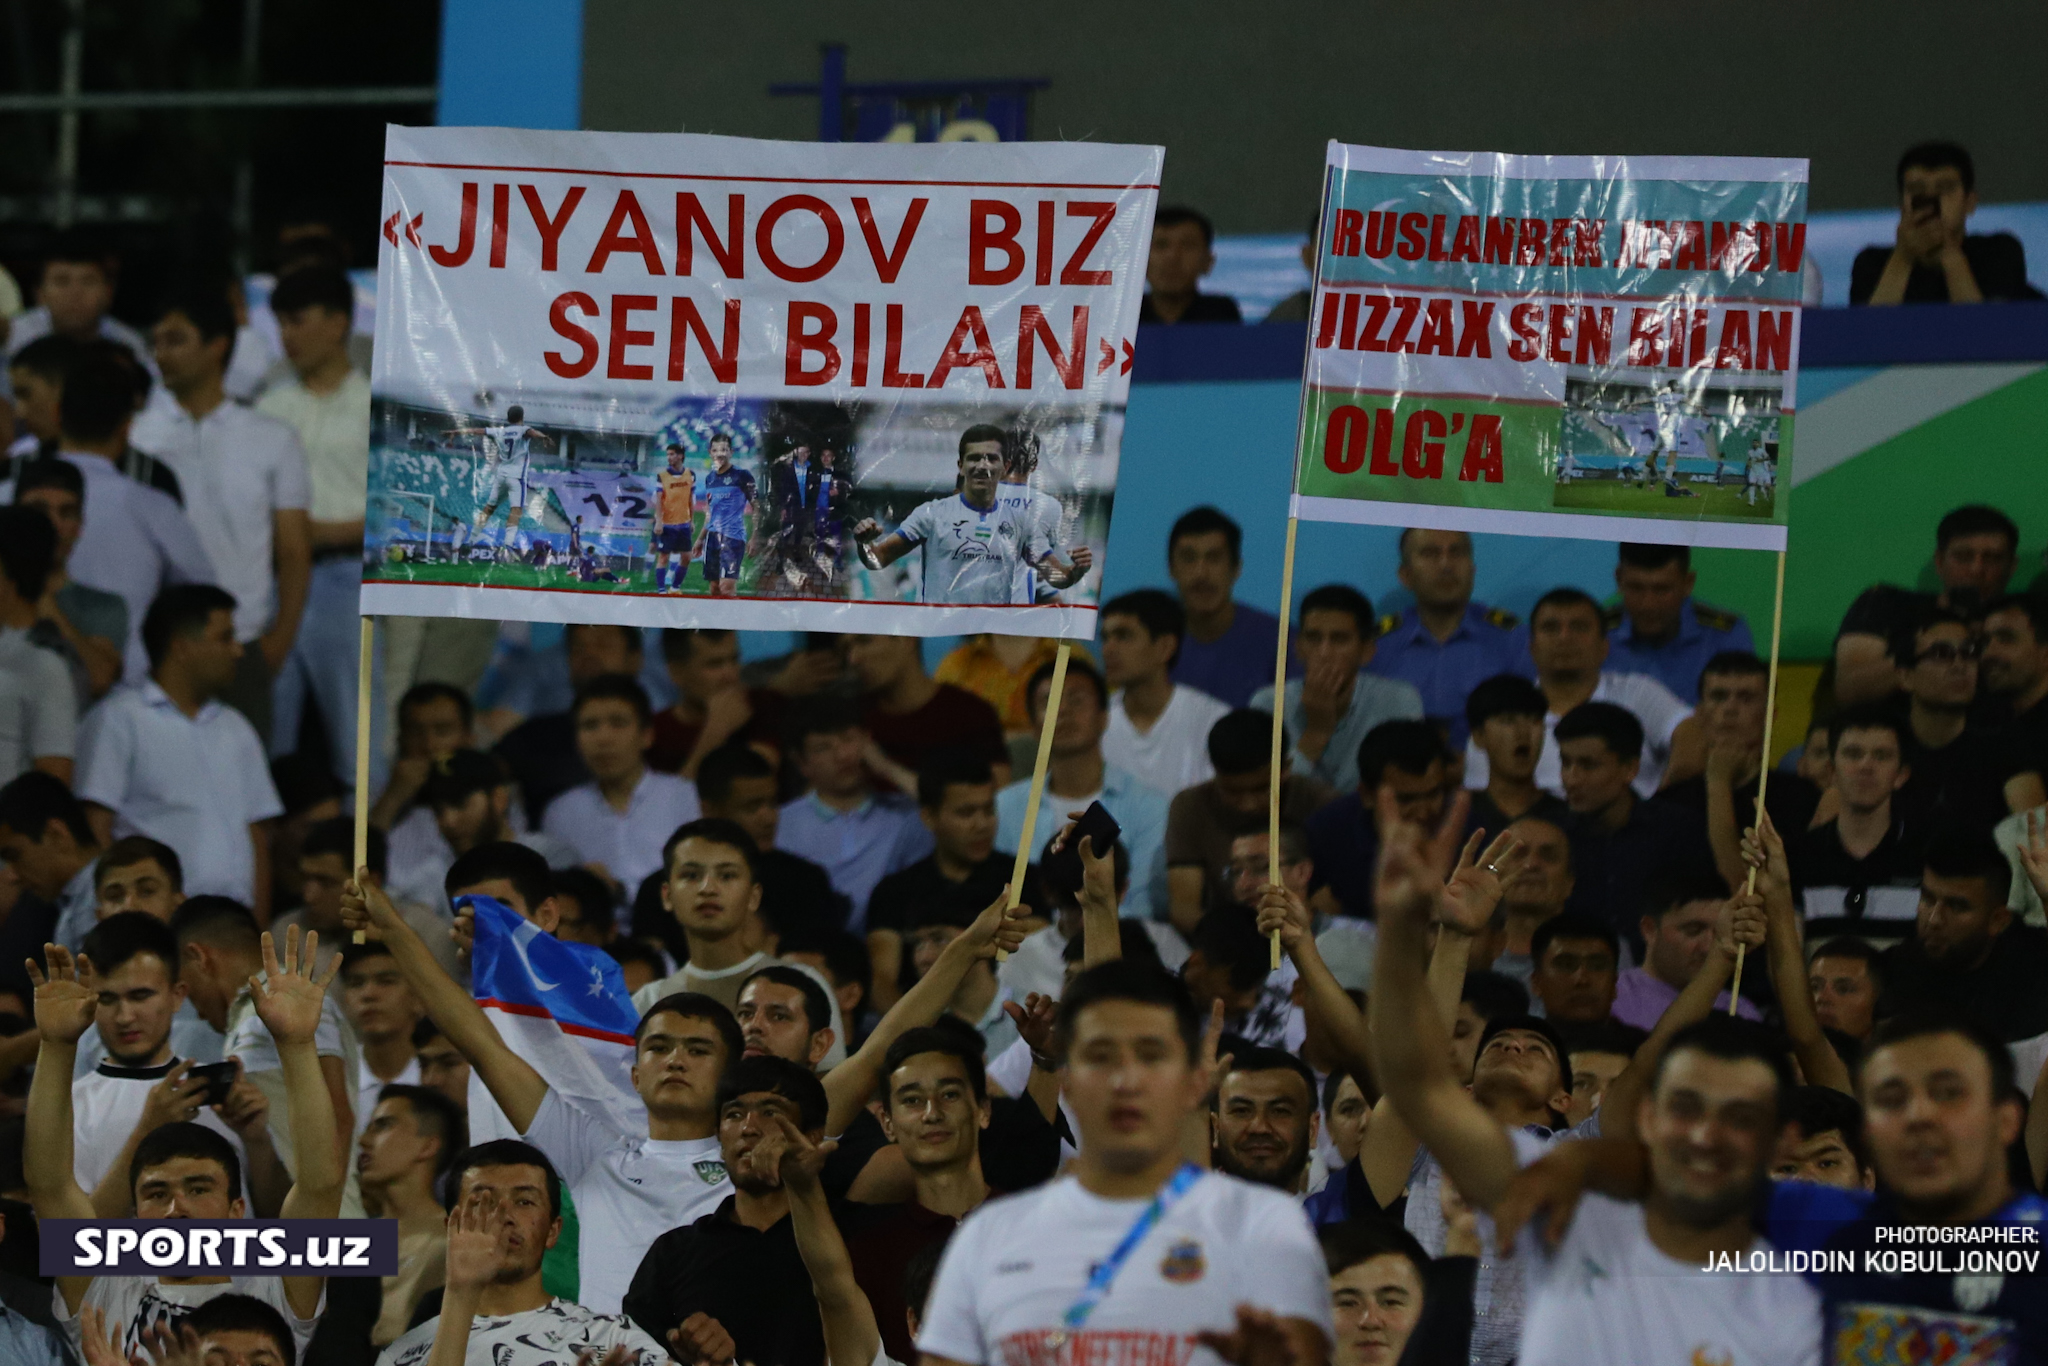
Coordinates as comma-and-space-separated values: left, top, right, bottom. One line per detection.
362, 126, 1162, 636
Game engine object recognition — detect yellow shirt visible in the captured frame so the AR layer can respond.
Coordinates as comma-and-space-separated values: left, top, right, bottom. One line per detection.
934, 636, 1075, 733
656, 468, 696, 527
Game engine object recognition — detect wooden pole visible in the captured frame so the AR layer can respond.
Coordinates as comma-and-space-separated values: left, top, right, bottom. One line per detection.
1003, 641, 1073, 961
352, 617, 374, 945
1729, 549, 1787, 1013
1267, 516, 1301, 969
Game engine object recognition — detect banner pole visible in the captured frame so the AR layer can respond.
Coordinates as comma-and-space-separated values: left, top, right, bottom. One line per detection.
1729, 548, 1787, 1013
352, 616, 374, 945
1267, 516, 1301, 970
1003, 641, 1073, 961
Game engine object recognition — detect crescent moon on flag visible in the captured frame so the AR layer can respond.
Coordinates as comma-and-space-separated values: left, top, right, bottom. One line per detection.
509, 921, 560, 991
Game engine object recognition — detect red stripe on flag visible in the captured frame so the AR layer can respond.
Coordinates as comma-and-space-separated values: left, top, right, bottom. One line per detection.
478, 998, 637, 1046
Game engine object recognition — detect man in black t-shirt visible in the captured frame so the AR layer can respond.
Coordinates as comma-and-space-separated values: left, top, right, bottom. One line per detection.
864, 751, 1045, 1011
1851, 140, 2044, 305
1651, 651, 1818, 890
1878, 835, 2048, 1041
1978, 592, 2048, 799
1791, 706, 1923, 941
1138, 206, 1243, 325
1894, 610, 2016, 829
1832, 504, 2016, 706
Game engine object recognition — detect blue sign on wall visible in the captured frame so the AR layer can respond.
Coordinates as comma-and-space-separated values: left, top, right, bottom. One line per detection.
770, 43, 1048, 143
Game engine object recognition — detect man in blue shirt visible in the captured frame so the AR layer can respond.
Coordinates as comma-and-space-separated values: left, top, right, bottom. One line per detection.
1605, 543, 1752, 703
1165, 506, 1297, 709
699, 432, 755, 599
1366, 528, 1525, 750
775, 700, 931, 932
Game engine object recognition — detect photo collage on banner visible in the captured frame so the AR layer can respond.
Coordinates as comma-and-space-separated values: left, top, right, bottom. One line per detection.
1297, 145, 1807, 550
364, 128, 1162, 637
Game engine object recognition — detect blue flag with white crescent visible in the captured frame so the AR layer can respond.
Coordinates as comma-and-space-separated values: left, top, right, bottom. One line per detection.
462, 894, 647, 1139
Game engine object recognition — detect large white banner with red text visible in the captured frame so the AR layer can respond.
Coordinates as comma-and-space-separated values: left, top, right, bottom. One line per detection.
361, 127, 1161, 637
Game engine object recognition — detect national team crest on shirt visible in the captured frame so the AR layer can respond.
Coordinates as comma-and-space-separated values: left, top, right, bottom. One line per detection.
1159, 1239, 1205, 1284
694, 1160, 728, 1184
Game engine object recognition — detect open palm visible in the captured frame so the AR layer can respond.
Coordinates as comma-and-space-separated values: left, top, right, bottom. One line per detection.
249, 927, 339, 1047
27, 944, 98, 1044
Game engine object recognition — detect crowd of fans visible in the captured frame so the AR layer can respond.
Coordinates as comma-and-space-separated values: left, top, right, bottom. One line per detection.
0, 180, 2041, 1366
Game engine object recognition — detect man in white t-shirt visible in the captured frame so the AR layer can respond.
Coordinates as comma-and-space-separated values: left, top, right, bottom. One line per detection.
130, 288, 312, 746
917, 959, 1332, 1366
255, 264, 376, 786
1100, 589, 1229, 798
1368, 812, 1818, 1366
344, 869, 744, 1316
68, 911, 278, 1218
376, 1139, 669, 1366
1470, 588, 1694, 797
23, 930, 342, 1363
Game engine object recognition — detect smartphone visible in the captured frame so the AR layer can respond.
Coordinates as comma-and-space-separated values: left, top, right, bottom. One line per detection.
189, 1061, 240, 1106
1039, 801, 1122, 898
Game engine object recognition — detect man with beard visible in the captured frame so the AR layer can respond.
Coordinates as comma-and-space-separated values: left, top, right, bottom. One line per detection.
1370, 798, 1815, 1366
1376, 805, 1819, 1366
1879, 833, 2048, 1040
67, 911, 281, 1217
1211, 1047, 1320, 1194
622, 1056, 832, 1366
1503, 1009, 2046, 1363
378, 1140, 667, 1366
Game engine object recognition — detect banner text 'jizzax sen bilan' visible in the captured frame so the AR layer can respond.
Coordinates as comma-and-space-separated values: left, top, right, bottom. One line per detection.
1295, 145, 1807, 552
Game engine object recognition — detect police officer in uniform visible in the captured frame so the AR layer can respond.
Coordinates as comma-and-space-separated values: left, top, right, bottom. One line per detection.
1365, 527, 1527, 750
1604, 542, 1752, 702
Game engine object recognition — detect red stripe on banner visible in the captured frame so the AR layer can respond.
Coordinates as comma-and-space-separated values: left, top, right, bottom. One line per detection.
1316, 279, 1798, 307
386, 161, 1161, 192
478, 998, 637, 1046
1306, 383, 1563, 408
359, 580, 1101, 611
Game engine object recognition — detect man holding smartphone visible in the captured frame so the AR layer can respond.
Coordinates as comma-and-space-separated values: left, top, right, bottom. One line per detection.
1852, 141, 2043, 305
64, 912, 287, 1218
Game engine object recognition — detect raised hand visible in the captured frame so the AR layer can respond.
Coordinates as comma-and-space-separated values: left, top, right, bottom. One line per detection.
1426, 788, 1475, 877
766, 1114, 836, 1193
1002, 992, 1058, 1063
135, 1319, 206, 1366
1254, 883, 1312, 956
1198, 998, 1232, 1095
2018, 809, 2048, 905
26, 943, 99, 1044
1442, 828, 1525, 935
1371, 791, 1442, 932
1714, 891, 1768, 961
1737, 812, 1793, 901
77, 1304, 124, 1366
959, 892, 1029, 961
249, 926, 340, 1048
338, 870, 403, 940
669, 1313, 736, 1366
444, 1196, 501, 1294
1194, 1305, 1299, 1366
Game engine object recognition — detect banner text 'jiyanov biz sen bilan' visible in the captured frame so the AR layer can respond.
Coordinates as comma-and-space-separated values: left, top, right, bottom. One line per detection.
363, 128, 1162, 636
1296, 146, 1807, 552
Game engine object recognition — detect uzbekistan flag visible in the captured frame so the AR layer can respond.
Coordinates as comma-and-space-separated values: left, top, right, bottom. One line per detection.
464, 894, 647, 1138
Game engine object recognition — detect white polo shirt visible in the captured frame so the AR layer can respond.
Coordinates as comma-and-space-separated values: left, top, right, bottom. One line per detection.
71, 1057, 247, 1197
130, 399, 312, 642
0, 626, 75, 779
57, 453, 216, 682
540, 769, 701, 907
254, 370, 370, 525
75, 681, 284, 903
